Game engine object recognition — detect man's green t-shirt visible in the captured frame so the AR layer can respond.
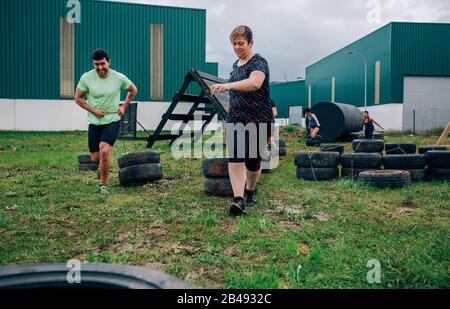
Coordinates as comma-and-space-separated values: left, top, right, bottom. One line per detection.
77, 69, 132, 125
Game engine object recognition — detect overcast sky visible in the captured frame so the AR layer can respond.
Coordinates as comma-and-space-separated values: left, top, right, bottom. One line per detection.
111, 0, 450, 81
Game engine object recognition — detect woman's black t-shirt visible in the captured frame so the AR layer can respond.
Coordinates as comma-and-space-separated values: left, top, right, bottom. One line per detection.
228, 54, 273, 124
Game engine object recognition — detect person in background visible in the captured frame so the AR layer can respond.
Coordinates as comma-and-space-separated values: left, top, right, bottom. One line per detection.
363, 111, 384, 139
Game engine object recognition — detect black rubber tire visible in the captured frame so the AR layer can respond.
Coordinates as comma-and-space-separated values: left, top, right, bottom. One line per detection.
425, 151, 450, 168
340, 153, 383, 168
341, 168, 379, 180
119, 163, 163, 186
294, 152, 340, 167
352, 139, 385, 153
428, 168, 450, 180
358, 170, 411, 188
78, 163, 99, 171
347, 131, 384, 141
118, 151, 160, 169
385, 143, 417, 155
320, 144, 344, 154
306, 139, 320, 147
279, 147, 287, 157
297, 167, 339, 181
384, 168, 427, 182
277, 140, 286, 148
204, 177, 233, 197
78, 154, 97, 164
202, 158, 228, 178
382, 154, 426, 169
418, 146, 448, 154
0, 263, 191, 289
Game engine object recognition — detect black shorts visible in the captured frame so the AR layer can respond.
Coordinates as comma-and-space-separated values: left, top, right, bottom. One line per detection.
226, 117, 273, 170
88, 121, 121, 153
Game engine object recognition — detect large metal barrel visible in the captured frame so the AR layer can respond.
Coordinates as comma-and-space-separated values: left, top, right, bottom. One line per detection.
311, 102, 363, 142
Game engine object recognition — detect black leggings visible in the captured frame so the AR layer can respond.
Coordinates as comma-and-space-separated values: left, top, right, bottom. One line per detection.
226, 119, 272, 172
365, 127, 374, 139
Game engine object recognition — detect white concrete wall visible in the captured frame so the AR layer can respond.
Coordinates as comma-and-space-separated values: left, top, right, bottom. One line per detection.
359, 103, 403, 131
0, 99, 219, 131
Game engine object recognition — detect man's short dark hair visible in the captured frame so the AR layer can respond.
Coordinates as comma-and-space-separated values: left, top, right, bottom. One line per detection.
91, 49, 110, 61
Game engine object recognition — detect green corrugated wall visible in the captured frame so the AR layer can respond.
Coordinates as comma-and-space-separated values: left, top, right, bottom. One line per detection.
270, 80, 307, 118
305, 22, 450, 107
0, 0, 218, 101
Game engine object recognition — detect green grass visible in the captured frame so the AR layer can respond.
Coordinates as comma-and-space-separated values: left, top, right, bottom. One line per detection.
0, 128, 449, 288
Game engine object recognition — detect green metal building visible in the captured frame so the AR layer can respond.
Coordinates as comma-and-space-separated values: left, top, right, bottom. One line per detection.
0, 0, 218, 101
270, 80, 307, 118
306, 22, 450, 107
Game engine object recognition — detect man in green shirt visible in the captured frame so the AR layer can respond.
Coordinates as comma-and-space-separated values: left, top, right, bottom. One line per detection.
75, 49, 137, 194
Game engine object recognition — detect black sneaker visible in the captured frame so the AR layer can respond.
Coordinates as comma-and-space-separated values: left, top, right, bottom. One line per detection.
245, 188, 257, 207
229, 199, 246, 216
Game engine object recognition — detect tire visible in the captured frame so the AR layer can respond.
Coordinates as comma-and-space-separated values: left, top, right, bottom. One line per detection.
341, 168, 379, 180
385, 143, 417, 155
425, 151, 450, 168
340, 153, 383, 169
297, 167, 339, 181
418, 146, 448, 154
78, 163, 99, 171
119, 163, 163, 186
202, 158, 228, 178
382, 154, 426, 169
279, 147, 287, 157
294, 152, 340, 167
277, 140, 286, 148
0, 263, 191, 289
204, 177, 233, 197
358, 170, 411, 188
118, 151, 160, 169
347, 131, 384, 141
383, 168, 427, 182
306, 139, 319, 147
352, 139, 384, 153
320, 144, 344, 154
78, 154, 96, 164
428, 168, 450, 181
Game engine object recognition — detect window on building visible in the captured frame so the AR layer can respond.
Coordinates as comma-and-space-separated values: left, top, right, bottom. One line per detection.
60, 17, 75, 98
375, 61, 381, 105
150, 24, 164, 101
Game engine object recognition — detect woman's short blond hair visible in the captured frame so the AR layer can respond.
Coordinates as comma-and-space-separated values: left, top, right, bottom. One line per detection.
230, 25, 253, 43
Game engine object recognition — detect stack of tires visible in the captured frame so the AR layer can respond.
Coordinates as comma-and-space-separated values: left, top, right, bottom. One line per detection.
347, 131, 385, 141
382, 142, 427, 182
340, 153, 382, 179
425, 151, 450, 180
202, 158, 233, 196
277, 140, 287, 157
340, 139, 385, 179
77, 154, 98, 171
385, 143, 417, 155
118, 151, 163, 186
294, 152, 340, 181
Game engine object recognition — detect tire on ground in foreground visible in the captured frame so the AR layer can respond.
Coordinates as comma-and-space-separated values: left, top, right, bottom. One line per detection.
0, 263, 191, 289
384, 168, 427, 182
202, 158, 228, 178
341, 168, 379, 180
204, 177, 233, 197
119, 163, 163, 186
296, 167, 339, 181
358, 170, 411, 188
78, 163, 99, 171
118, 151, 160, 169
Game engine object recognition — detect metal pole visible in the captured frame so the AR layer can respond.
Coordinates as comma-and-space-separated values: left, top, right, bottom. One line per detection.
413, 109, 415, 134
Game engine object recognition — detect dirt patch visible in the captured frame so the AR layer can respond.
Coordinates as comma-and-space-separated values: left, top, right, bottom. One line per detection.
313, 212, 333, 222
112, 225, 168, 252
298, 243, 311, 255
221, 218, 237, 233
169, 242, 202, 255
